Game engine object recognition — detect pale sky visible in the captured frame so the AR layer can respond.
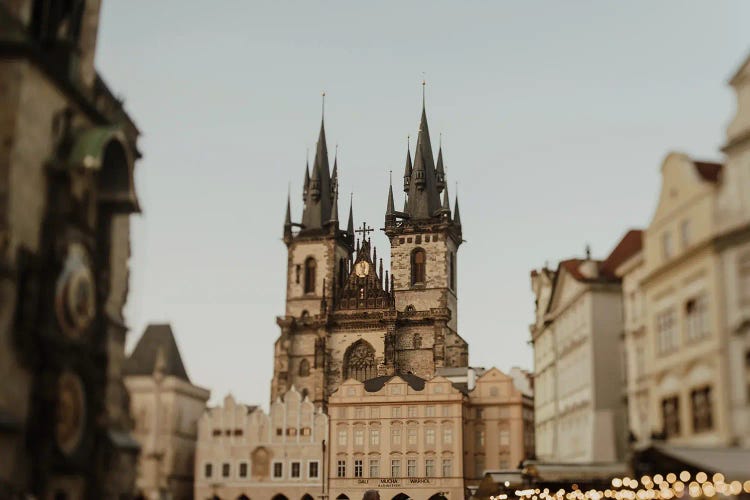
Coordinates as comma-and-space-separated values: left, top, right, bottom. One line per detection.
95, 1, 750, 408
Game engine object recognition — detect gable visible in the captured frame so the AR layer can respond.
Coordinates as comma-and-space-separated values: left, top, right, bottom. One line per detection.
547, 266, 585, 316
649, 152, 717, 228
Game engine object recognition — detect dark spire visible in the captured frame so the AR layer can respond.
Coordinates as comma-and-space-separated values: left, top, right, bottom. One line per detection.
300, 103, 333, 232
404, 92, 441, 220
303, 161, 310, 202
385, 173, 396, 228
453, 194, 461, 226
436, 144, 446, 193
441, 182, 450, 213
331, 146, 339, 200
330, 187, 339, 225
347, 194, 355, 246
285, 191, 292, 226
403, 136, 412, 193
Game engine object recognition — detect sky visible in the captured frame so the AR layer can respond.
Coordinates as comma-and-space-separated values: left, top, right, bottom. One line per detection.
94, 1, 750, 408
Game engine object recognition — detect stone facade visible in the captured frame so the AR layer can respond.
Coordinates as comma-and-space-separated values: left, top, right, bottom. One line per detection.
327, 375, 465, 500
271, 102, 468, 409
0, 1, 142, 497
125, 324, 211, 500
194, 388, 327, 500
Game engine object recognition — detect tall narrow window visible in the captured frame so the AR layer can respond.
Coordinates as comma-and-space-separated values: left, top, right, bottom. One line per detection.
391, 459, 401, 477
407, 459, 417, 477
337, 460, 346, 478
304, 257, 316, 293
442, 458, 452, 477
425, 459, 435, 477
298, 358, 310, 377
661, 396, 680, 437
656, 308, 678, 354
685, 295, 709, 342
691, 386, 713, 432
369, 458, 380, 478
354, 459, 363, 478
411, 248, 426, 285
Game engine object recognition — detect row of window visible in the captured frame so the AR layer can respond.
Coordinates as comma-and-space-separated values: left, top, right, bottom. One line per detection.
661, 386, 713, 437
337, 405, 453, 419
655, 294, 710, 354
336, 425, 453, 447
335, 457, 453, 478
204, 460, 320, 480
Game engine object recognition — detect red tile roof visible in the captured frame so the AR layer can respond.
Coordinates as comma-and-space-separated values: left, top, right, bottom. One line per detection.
694, 161, 722, 183
601, 229, 644, 275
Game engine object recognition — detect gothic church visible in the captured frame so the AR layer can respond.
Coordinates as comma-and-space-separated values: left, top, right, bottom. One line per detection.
271, 99, 468, 407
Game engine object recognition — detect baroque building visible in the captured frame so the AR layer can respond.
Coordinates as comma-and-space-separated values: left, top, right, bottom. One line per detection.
0, 0, 142, 497
194, 388, 328, 500
529, 242, 636, 464
271, 97, 468, 408
327, 374, 465, 500
124, 324, 211, 500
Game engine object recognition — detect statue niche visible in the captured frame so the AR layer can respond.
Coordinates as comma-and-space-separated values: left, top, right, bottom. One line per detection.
343, 340, 377, 382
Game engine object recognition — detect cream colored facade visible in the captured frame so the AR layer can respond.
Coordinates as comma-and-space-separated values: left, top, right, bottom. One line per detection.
328, 375, 464, 500
530, 255, 627, 463
195, 388, 327, 500
463, 368, 534, 485
616, 53, 750, 449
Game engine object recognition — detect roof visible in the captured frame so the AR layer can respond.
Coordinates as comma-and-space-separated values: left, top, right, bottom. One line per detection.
362, 372, 426, 392
644, 444, 750, 480
601, 229, 643, 274
693, 161, 722, 183
559, 258, 618, 282
124, 323, 190, 382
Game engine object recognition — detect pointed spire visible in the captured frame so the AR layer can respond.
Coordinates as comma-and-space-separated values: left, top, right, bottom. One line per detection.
386, 171, 397, 228
373, 246, 377, 266
301, 96, 333, 232
331, 145, 339, 199
379, 258, 384, 287
285, 191, 292, 226
309, 159, 321, 201
453, 194, 461, 226
436, 144, 446, 193
385, 270, 390, 293
406, 89, 440, 219
303, 161, 310, 202
347, 194, 355, 245
441, 182, 450, 212
330, 187, 339, 225
403, 136, 412, 193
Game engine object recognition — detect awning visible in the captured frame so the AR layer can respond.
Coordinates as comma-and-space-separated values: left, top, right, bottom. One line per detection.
523, 461, 628, 482
636, 444, 750, 481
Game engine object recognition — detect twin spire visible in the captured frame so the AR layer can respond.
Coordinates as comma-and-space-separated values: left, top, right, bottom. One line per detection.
286, 87, 462, 244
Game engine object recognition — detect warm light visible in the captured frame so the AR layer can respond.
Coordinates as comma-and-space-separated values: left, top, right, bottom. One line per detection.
613, 479, 624, 488
712, 473, 724, 484
694, 472, 707, 484
730, 481, 742, 495
666, 474, 677, 484
702, 484, 715, 497
679, 471, 690, 482
662, 489, 674, 499
642, 476, 652, 486
744, 481, 750, 494
673, 481, 685, 493
654, 475, 664, 485
688, 483, 701, 498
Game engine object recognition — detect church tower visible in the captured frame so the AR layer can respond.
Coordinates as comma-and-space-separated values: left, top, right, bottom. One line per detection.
384, 92, 468, 369
272, 111, 355, 406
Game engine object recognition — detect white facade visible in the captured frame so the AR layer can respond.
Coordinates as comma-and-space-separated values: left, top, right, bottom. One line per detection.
194, 388, 328, 500
530, 256, 627, 463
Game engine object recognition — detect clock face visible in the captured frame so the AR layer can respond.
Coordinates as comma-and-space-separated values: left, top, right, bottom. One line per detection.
55, 371, 86, 456
354, 261, 370, 277
55, 243, 96, 340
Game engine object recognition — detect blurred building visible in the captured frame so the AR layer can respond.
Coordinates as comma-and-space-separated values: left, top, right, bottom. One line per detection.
462, 367, 535, 487
616, 53, 750, 458
124, 324, 210, 500
194, 388, 327, 500
327, 374, 465, 500
0, 0, 142, 497
529, 243, 637, 464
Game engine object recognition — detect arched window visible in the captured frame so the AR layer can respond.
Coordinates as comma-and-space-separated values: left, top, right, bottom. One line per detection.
299, 359, 310, 377
344, 340, 377, 382
411, 248, 426, 285
304, 257, 316, 293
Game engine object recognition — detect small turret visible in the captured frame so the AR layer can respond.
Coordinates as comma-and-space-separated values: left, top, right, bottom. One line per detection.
385, 181, 396, 228
303, 162, 310, 202
403, 139, 412, 193
436, 145, 446, 193
309, 162, 321, 201
454, 194, 462, 227
347, 196, 355, 246
284, 192, 292, 241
